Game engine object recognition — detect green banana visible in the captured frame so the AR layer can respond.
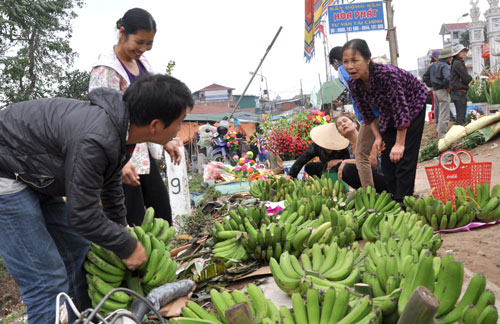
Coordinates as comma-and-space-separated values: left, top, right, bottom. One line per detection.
141, 207, 155, 232
477, 305, 498, 324
433, 259, 464, 317
306, 288, 320, 324
247, 284, 268, 322
87, 250, 125, 276
185, 301, 222, 323
291, 292, 307, 324
437, 273, 487, 323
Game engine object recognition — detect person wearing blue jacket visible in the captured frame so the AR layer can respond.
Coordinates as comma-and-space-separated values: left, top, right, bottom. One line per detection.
329, 46, 380, 190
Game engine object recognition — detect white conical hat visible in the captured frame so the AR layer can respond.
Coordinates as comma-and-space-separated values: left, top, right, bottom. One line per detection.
310, 123, 349, 150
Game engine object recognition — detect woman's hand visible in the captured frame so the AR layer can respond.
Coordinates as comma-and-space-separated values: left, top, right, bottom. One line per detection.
372, 136, 385, 154
327, 159, 343, 170
164, 140, 181, 165
337, 160, 347, 180
337, 159, 356, 180
390, 143, 405, 163
122, 161, 140, 186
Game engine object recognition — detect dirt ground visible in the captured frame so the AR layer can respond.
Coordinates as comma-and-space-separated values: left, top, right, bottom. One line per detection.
1, 122, 500, 320
415, 127, 500, 289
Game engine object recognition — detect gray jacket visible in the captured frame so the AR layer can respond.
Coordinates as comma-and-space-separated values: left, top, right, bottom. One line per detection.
0, 88, 136, 259
429, 59, 451, 90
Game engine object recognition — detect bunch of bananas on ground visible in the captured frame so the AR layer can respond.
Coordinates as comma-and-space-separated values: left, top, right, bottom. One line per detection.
269, 242, 361, 294
213, 205, 271, 239
250, 174, 348, 202
455, 183, 500, 222
212, 234, 249, 261
283, 289, 380, 324
172, 284, 281, 324
361, 238, 419, 299
346, 187, 402, 214
85, 243, 130, 314
404, 195, 476, 230
396, 251, 497, 323
360, 211, 442, 254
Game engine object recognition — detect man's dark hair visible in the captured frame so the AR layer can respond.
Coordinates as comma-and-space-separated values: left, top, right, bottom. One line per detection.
329, 46, 343, 65
117, 8, 156, 37
124, 73, 194, 127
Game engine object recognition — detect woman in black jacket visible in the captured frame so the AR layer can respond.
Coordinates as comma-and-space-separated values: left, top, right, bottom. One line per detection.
287, 123, 350, 179
450, 44, 473, 125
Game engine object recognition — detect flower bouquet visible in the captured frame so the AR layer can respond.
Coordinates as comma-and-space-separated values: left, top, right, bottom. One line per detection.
225, 130, 239, 151
232, 151, 273, 182
257, 110, 330, 160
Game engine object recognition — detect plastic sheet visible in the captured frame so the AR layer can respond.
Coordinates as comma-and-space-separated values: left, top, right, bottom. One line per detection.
435, 220, 500, 234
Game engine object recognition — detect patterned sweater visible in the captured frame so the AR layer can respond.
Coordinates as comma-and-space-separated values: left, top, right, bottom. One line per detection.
348, 63, 428, 133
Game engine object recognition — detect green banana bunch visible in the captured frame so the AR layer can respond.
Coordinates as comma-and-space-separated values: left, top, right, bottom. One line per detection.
405, 195, 477, 230
84, 243, 127, 307
86, 274, 131, 315
140, 207, 177, 249
173, 284, 279, 324
132, 225, 178, 295
269, 243, 361, 295
212, 237, 249, 261
435, 273, 487, 323
283, 289, 379, 324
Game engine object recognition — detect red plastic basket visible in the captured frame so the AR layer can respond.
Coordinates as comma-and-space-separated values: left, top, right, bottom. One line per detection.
424, 149, 492, 202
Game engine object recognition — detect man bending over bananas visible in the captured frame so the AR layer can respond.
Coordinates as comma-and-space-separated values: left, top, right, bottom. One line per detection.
0, 73, 193, 324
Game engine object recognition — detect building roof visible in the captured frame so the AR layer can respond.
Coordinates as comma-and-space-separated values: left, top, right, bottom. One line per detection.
440, 23, 469, 35
194, 83, 235, 93
184, 111, 260, 122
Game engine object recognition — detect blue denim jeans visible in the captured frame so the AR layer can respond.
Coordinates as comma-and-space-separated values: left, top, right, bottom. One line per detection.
0, 188, 90, 323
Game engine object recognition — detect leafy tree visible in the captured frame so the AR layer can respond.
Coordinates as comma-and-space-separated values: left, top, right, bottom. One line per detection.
166, 60, 176, 75
0, 0, 84, 105
55, 69, 90, 101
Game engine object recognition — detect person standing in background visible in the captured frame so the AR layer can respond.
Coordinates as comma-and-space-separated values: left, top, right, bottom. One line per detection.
450, 44, 473, 125
342, 39, 427, 203
429, 48, 453, 138
89, 8, 180, 226
328, 47, 380, 190
423, 49, 441, 124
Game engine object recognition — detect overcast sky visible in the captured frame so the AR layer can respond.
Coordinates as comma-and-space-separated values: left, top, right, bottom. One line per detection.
70, 0, 490, 99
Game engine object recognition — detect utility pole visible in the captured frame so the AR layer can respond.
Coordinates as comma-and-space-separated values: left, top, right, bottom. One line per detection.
385, 0, 398, 66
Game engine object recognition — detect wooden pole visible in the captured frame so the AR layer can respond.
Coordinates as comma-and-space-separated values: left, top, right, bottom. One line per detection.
228, 27, 282, 120
385, 0, 398, 66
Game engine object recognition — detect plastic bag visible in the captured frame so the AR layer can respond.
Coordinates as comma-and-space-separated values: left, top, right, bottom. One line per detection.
198, 124, 216, 147
203, 161, 235, 183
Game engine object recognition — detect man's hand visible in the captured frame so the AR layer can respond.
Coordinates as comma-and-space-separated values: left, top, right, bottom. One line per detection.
122, 241, 147, 270
164, 140, 181, 165
122, 161, 140, 186
390, 143, 405, 163
326, 159, 343, 170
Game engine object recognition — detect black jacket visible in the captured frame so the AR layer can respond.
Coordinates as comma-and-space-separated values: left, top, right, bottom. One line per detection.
450, 58, 473, 91
0, 88, 136, 259
288, 142, 350, 178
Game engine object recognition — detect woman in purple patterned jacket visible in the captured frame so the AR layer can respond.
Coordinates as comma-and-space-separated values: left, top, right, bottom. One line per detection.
342, 39, 428, 203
